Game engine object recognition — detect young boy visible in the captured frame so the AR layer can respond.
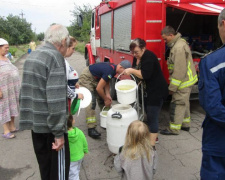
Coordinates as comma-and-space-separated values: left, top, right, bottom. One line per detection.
67, 115, 89, 180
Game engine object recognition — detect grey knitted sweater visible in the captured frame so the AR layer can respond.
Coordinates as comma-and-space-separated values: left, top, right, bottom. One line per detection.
19, 42, 68, 138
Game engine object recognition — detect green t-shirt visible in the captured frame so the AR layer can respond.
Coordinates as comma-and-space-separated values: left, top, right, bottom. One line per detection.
68, 127, 89, 162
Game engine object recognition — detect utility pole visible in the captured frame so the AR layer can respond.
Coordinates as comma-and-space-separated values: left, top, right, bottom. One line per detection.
19, 10, 25, 19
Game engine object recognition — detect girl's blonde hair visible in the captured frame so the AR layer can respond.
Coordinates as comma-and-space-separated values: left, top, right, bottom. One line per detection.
122, 120, 152, 161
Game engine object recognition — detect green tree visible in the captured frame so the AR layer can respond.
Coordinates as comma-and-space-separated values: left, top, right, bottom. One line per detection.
0, 17, 10, 41
37, 32, 44, 41
0, 14, 33, 45
69, 4, 92, 43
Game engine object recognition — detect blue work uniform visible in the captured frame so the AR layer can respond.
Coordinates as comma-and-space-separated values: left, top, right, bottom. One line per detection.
78, 62, 117, 129
199, 44, 225, 179
89, 62, 117, 82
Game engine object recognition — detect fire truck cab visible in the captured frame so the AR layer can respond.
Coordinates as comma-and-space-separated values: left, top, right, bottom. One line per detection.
85, 0, 225, 98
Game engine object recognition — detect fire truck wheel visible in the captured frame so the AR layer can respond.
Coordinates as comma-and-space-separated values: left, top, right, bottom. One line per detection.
86, 52, 90, 66
110, 78, 117, 100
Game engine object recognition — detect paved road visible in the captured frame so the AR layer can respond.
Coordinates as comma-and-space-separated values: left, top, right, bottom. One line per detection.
0, 50, 205, 180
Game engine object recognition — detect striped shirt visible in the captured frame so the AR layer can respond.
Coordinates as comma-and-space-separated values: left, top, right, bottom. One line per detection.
19, 42, 68, 138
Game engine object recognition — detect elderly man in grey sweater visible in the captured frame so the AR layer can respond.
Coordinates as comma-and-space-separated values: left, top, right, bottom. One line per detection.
19, 24, 70, 180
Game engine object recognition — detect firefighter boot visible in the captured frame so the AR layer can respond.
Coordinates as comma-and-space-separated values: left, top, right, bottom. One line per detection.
181, 127, 190, 132
160, 129, 178, 135
88, 128, 101, 139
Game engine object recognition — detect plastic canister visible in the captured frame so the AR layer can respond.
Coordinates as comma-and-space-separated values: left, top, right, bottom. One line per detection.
100, 106, 109, 128
106, 104, 138, 154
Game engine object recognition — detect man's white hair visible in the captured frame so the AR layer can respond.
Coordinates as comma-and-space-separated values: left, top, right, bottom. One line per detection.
44, 24, 70, 46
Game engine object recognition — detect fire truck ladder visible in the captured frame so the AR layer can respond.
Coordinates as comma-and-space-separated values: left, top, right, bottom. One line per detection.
145, 0, 163, 61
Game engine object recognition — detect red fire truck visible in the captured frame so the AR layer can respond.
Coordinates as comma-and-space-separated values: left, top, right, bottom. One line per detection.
84, 0, 225, 98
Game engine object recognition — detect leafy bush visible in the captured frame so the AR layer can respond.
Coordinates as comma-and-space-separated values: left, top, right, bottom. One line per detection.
9, 47, 17, 56
75, 41, 85, 54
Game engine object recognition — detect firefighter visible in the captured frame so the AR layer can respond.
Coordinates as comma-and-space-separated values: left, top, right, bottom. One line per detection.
78, 60, 131, 139
199, 8, 225, 179
160, 26, 198, 135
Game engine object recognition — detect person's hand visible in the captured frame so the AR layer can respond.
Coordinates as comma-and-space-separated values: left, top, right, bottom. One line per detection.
169, 90, 174, 95
52, 136, 65, 151
0, 90, 2, 99
123, 68, 133, 75
104, 97, 112, 107
106, 94, 112, 102
77, 93, 84, 100
75, 83, 80, 89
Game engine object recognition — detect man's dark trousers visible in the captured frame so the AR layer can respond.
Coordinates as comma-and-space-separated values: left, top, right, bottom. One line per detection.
32, 131, 70, 180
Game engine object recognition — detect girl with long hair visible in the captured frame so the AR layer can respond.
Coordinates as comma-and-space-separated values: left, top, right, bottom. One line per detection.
114, 120, 157, 180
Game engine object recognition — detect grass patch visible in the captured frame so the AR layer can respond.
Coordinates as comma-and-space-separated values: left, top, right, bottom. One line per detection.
9, 41, 85, 60
15, 49, 26, 58
10, 44, 29, 58
9, 41, 41, 59
75, 41, 85, 54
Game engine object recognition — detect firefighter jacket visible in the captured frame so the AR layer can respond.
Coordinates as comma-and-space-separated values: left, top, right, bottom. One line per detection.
167, 33, 198, 92
199, 44, 225, 157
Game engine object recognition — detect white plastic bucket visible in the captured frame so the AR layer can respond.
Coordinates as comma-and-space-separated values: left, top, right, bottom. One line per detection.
115, 74, 137, 105
106, 104, 138, 154
100, 106, 109, 128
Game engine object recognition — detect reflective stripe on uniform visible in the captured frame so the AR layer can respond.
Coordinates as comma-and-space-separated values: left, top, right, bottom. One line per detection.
210, 62, 225, 73
179, 61, 198, 89
170, 123, 181, 130
170, 60, 198, 89
171, 78, 182, 86
179, 74, 198, 89
86, 117, 97, 123
168, 64, 174, 70
183, 117, 191, 123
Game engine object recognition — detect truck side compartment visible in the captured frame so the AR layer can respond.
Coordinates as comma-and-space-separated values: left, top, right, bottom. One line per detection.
84, 0, 225, 98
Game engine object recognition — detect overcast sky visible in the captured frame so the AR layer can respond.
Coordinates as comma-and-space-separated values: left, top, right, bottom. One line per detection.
1, 0, 102, 33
